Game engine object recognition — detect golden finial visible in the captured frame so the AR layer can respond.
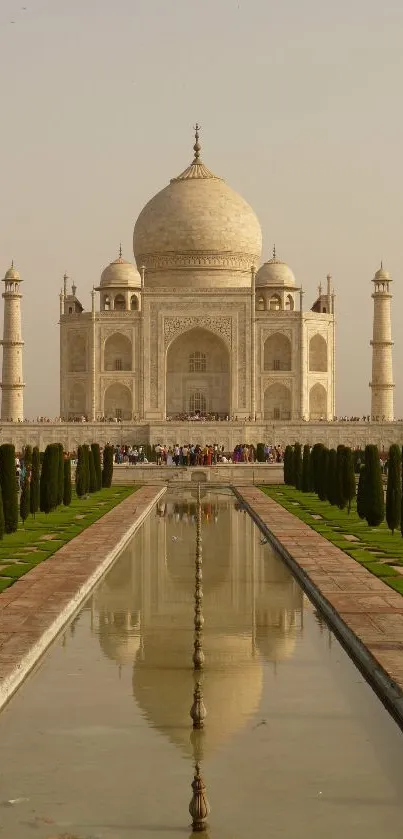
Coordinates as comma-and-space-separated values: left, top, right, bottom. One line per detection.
272, 244, 276, 260
193, 123, 201, 162
119, 243, 123, 259
11, 259, 14, 268
381, 259, 383, 269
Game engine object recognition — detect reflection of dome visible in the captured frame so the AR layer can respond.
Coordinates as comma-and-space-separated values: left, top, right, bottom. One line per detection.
256, 627, 296, 662
133, 130, 262, 286
100, 632, 142, 666
256, 255, 296, 287
100, 253, 141, 288
132, 632, 262, 756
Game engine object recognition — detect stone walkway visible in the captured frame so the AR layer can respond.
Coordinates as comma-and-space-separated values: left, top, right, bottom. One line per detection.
0, 485, 164, 709
236, 487, 403, 721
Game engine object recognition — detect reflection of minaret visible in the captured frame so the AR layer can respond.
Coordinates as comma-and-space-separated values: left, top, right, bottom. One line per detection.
1, 263, 24, 421
370, 264, 394, 421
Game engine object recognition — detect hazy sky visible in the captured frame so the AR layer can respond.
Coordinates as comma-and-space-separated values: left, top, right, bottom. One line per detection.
1, 0, 402, 418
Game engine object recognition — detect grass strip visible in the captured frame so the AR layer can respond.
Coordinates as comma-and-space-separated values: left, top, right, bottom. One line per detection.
260, 485, 403, 595
0, 485, 137, 592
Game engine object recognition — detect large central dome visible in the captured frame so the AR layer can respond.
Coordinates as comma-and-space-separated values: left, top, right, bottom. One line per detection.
133, 128, 262, 288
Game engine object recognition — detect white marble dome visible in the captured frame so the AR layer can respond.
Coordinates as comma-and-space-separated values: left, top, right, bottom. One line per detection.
133, 135, 262, 287
100, 254, 141, 288
256, 255, 296, 288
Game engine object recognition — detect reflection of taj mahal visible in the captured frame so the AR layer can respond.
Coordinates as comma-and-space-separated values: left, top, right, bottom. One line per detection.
59, 128, 336, 423
92, 494, 303, 754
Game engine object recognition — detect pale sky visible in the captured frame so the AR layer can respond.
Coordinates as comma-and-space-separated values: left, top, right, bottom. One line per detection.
0, 0, 402, 419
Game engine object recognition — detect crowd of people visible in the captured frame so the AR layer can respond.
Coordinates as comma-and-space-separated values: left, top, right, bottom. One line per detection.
111, 443, 285, 466
5, 414, 403, 424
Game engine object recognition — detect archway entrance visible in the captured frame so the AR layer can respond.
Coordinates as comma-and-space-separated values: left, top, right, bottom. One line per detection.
166, 328, 230, 418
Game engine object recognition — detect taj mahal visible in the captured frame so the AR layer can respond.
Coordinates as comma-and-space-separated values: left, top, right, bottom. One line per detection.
0, 128, 398, 452
59, 127, 336, 424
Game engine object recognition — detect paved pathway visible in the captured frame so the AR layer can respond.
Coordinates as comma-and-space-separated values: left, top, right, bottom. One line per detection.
0, 485, 164, 708
237, 487, 403, 715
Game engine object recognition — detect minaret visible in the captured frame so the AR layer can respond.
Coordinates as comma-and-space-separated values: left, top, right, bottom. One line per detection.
1, 262, 25, 422
370, 263, 394, 421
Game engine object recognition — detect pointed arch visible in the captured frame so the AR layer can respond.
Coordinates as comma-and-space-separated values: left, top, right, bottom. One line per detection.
264, 383, 291, 420
104, 333, 132, 371
166, 327, 230, 418
104, 383, 132, 420
264, 333, 291, 372
309, 383, 327, 419
309, 334, 327, 372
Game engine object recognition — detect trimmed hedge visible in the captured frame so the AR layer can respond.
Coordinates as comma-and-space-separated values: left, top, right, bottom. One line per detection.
0, 444, 18, 533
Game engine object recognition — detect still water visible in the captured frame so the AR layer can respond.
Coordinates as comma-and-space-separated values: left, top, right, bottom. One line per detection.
1, 490, 403, 838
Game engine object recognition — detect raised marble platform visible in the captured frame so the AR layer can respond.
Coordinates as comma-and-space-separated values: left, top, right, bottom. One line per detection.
0, 419, 402, 452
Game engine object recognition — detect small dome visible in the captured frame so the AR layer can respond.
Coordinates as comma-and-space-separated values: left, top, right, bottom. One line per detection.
4, 262, 20, 282
100, 252, 141, 288
374, 264, 391, 282
256, 252, 296, 288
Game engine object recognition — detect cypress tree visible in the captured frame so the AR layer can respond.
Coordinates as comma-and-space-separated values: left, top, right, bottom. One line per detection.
82, 444, 91, 495
327, 448, 338, 505
88, 448, 97, 493
30, 446, 40, 516
75, 446, 86, 498
311, 443, 324, 495
318, 446, 329, 501
57, 444, 64, 506
40, 444, 59, 513
336, 445, 347, 510
91, 443, 102, 490
102, 444, 114, 488
0, 484, 4, 539
357, 465, 367, 520
293, 443, 302, 490
63, 458, 72, 506
385, 444, 401, 534
343, 447, 357, 514
283, 445, 293, 485
24, 444, 32, 468
0, 444, 19, 533
364, 444, 384, 527
20, 474, 30, 525
301, 445, 310, 492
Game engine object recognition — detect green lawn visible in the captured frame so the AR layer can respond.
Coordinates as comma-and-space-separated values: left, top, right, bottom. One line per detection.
0, 486, 138, 593
260, 485, 403, 596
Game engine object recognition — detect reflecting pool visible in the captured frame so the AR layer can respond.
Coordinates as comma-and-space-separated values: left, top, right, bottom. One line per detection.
1, 490, 403, 838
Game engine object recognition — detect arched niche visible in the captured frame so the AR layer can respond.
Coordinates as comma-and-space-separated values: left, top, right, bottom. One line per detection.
285, 294, 294, 311
264, 333, 291, 372
68, 382, 86, 418
257, 296, 265, 311
309, 334, 327, 372
114, 294, 126, 311
309, 383, 327, 419
68, 333, 87, 372
269, 294, 281, 311
104, 333, 132, 372
104, 383, 132, 420
131, 295, 139, 311
166, 327, 230, 418
264, 383, 291, 420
